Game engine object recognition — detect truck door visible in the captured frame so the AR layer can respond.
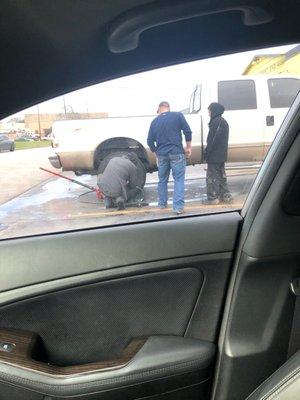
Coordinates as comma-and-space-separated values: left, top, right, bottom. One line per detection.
215, 79, 265, 163
264, 77, 300, 158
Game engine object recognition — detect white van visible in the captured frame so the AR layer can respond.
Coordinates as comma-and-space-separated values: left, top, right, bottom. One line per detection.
49, 75, 300, 183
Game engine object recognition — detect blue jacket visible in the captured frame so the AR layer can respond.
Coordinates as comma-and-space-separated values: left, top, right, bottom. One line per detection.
147, 111, 192, 156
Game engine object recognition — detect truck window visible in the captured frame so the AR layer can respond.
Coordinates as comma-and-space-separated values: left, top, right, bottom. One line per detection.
218, 80, 257, 110
268, 78, 300, 108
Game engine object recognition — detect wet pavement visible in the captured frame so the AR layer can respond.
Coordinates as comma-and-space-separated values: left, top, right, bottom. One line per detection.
0, 165, 257, 239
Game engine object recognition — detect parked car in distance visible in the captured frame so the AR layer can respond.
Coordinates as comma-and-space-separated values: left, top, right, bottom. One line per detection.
0, 134, 14, 152
15, 134, 34, 142
42, 132, 55, 147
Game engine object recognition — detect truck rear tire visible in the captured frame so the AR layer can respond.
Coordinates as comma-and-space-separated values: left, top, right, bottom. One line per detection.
98, 151, 147, 188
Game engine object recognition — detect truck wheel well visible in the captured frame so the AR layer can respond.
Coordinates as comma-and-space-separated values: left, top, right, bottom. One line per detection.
94, 137, 149, 170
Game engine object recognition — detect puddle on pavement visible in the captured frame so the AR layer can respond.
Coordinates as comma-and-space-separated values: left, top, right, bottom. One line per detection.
0, 177, 89, 219
0, 172, 256, 239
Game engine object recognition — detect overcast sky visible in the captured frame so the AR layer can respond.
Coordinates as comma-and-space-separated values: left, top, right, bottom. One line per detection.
6, 43, 298, 120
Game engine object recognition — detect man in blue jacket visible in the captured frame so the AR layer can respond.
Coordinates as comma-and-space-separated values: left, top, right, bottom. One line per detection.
147, 101, 192, 214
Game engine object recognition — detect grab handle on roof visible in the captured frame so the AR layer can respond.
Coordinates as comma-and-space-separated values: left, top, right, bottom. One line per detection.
107, 0, 273, 53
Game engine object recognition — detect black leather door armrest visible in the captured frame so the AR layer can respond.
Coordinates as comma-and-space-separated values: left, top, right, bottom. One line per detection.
0, 335, 215, 397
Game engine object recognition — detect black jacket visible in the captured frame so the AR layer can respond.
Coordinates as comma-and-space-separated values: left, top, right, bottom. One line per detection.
98, 157, 138, 200
204, 103, 229, 163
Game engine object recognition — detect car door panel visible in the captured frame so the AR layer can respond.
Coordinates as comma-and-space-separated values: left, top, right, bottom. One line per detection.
0, 379, 209, 400
213, 252, 299, 400
0, 258, 229, 399
0, 212, 241, 399
0, 212, 241, 292
0, 268, 204, 365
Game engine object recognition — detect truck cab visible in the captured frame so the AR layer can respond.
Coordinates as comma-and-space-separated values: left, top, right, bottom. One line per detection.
187, 75, 300, 163
49, 75, 300, 184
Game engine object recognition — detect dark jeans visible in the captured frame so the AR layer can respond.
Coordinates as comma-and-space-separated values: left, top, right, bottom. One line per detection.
104, 187, 140, 208
206, 163, 231, 201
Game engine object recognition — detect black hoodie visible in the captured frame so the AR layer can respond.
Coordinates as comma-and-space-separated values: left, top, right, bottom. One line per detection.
204, 102, 229, 163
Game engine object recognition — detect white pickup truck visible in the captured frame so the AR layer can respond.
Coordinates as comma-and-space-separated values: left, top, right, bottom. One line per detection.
49, 75, 300, 186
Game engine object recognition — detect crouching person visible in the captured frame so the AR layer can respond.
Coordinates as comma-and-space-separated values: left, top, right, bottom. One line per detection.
98, 155, 142, 210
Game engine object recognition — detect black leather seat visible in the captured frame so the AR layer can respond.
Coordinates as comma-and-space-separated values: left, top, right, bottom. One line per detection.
247, 351, 300, 400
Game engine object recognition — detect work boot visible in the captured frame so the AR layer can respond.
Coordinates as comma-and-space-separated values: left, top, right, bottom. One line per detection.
116, 197, 125, 210
174, 209, 184, 215
104, 197, 115, 209
135, 186, 144, 201
202, 198, 220, 205
220, 195, 233, 204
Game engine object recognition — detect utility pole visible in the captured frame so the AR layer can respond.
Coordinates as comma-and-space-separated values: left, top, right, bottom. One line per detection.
37, 105, 42, 139
63, 96, 67, 118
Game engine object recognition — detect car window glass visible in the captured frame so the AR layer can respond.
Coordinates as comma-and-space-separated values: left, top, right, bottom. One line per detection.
268, 78, 300, 108
0, 44, 298, 240
218, 80, 257, 110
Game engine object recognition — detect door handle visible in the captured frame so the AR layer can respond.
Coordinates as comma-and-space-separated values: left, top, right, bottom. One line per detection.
266, 115, 274, 126
0, 330, 215, 398
0, 329, 147, 376
108, 0, 273, 53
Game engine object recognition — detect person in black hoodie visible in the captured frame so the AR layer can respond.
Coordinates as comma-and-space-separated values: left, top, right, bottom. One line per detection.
203, 102, 232, 205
